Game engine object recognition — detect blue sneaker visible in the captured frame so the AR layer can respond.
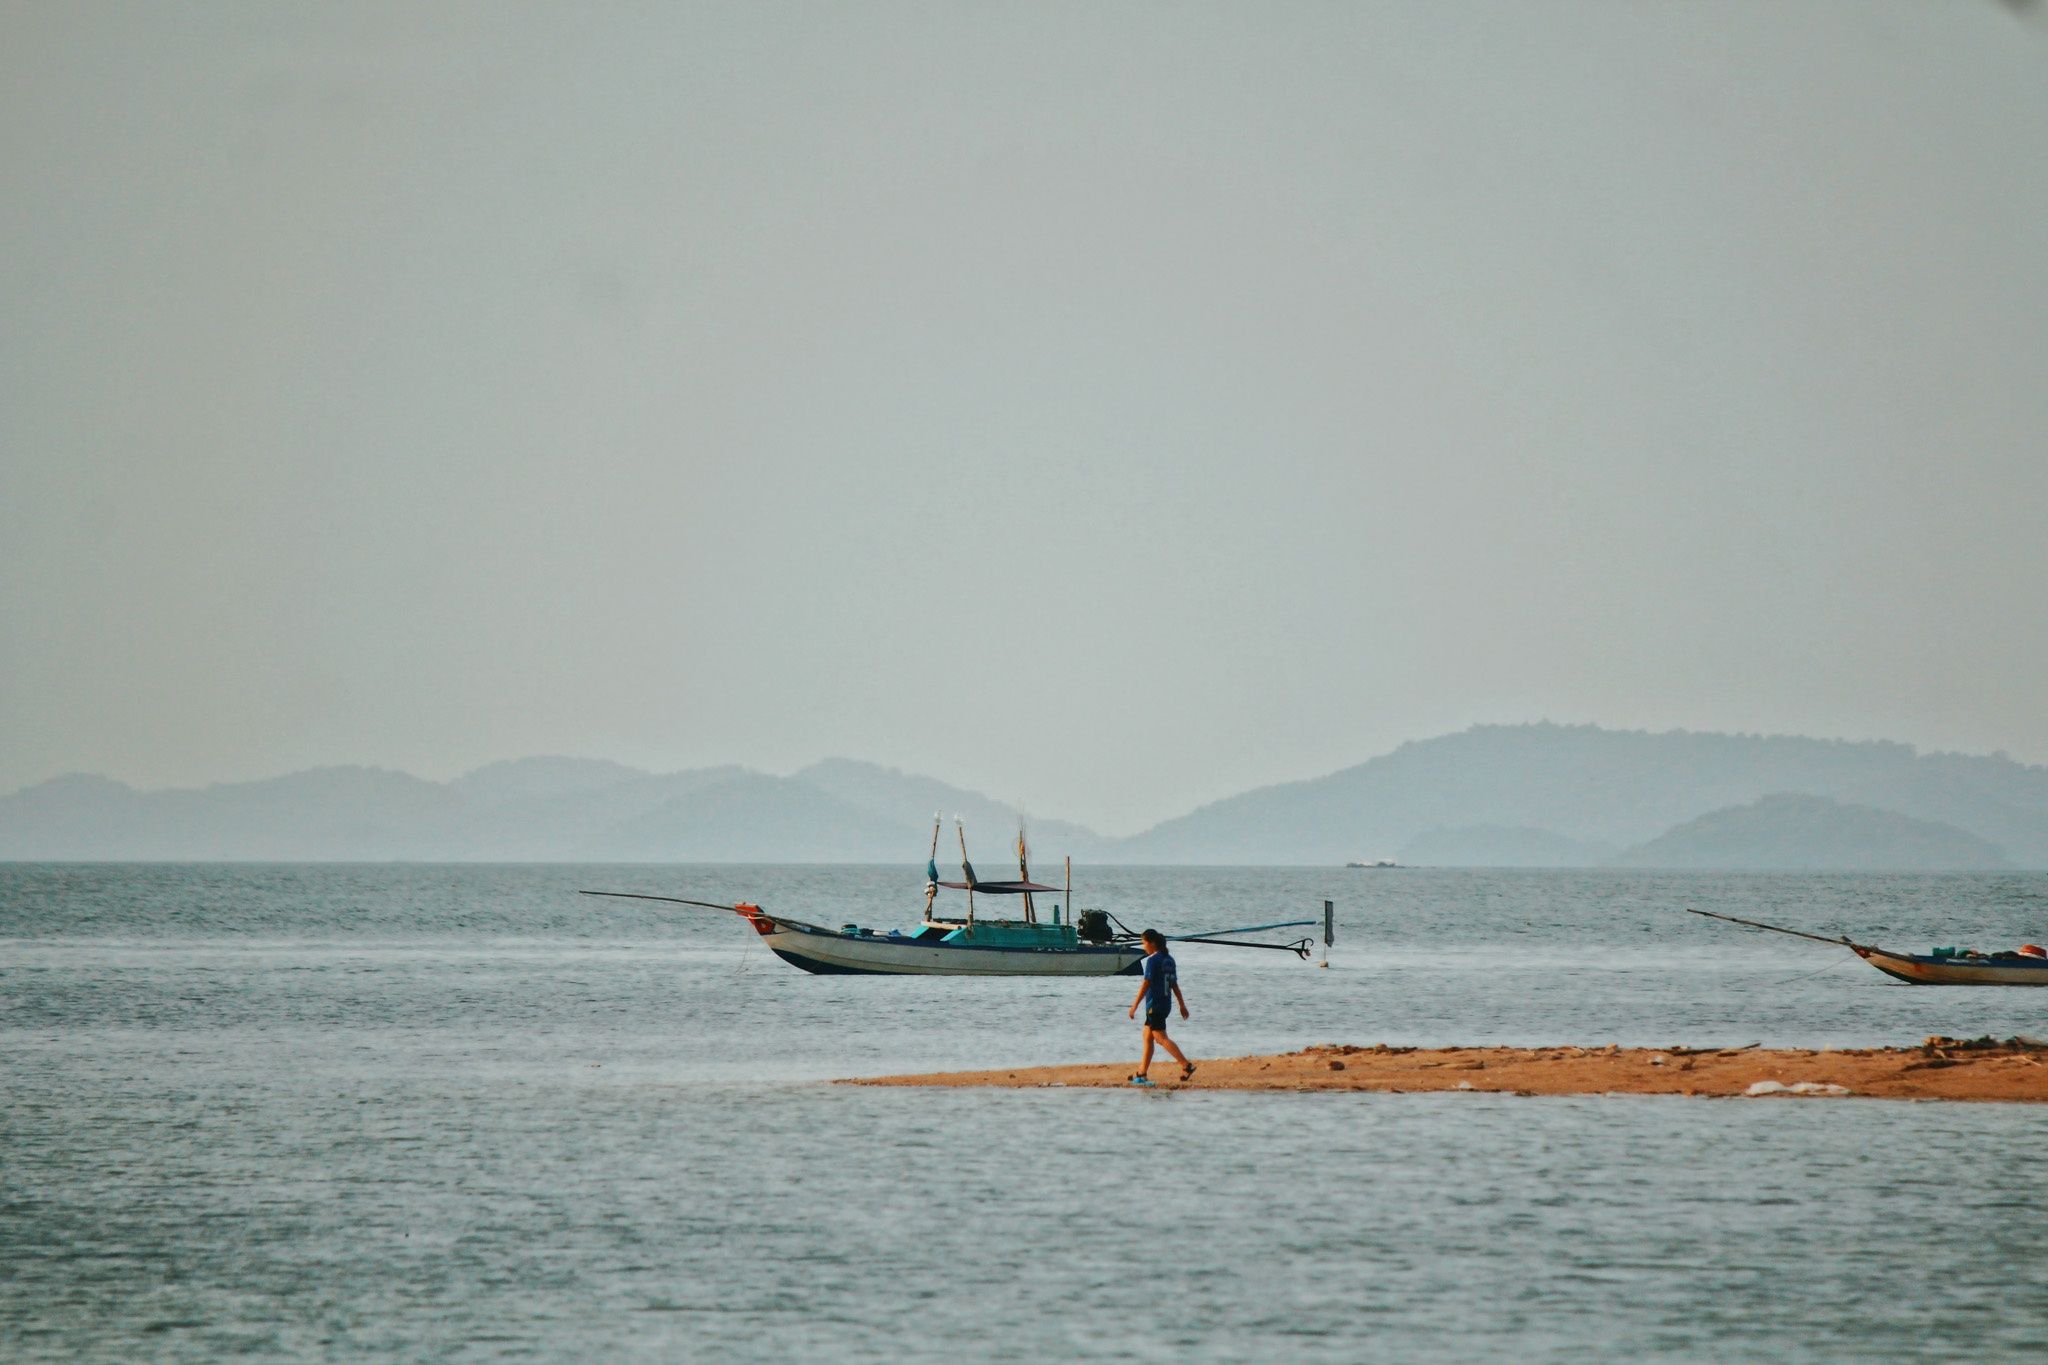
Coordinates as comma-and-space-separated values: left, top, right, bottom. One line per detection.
1128, 1075, 1155, 1087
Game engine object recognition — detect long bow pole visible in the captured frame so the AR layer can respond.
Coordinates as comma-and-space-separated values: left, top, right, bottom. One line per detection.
1685, 907, 1859, 949
579, 890, 750, 912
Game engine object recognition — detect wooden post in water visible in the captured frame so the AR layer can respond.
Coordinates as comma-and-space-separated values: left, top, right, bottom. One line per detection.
1321, 899, 1333, 968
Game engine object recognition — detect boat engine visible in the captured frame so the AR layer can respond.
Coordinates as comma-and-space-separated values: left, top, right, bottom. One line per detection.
1077, 910, 1113, 944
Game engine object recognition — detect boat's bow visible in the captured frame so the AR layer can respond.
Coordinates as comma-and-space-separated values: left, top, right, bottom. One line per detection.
1851, 943, 2048, 986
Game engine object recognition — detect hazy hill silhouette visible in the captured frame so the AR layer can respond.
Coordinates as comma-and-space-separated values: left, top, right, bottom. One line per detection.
1609, 794, 2009, 870
3, 725, 2045, 866
1111, 724, 2048, 866
794, 759, 1104, 858
0, 758, 1071, 864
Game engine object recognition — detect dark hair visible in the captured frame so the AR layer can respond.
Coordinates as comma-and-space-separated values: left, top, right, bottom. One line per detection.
1140, 929, 1165, 948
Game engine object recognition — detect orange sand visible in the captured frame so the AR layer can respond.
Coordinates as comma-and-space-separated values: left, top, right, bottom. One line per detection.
848, 1037, 2048, 1102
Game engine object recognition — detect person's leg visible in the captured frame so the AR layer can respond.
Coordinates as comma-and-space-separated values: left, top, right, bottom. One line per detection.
1138, 1026, 1156, 1077
1152, 1024, 1189, 1070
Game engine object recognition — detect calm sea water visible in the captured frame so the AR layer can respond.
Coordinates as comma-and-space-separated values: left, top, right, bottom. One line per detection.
6, 864, 2048, 1361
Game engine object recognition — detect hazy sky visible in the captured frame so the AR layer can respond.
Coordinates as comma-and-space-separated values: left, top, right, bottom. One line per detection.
4, 3, 2045, 833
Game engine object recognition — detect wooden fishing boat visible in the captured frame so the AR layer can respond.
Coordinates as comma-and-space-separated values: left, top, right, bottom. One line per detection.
1688, 909, 2048, 986
582, 818, 1319, 976
1848, 944, 2048, 986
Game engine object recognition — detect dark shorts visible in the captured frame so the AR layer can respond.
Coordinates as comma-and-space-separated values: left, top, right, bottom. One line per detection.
1144, 1006, 1171, 1031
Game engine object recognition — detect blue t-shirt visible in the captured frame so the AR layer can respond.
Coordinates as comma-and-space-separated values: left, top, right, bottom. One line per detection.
1141, 950, 1177, 1013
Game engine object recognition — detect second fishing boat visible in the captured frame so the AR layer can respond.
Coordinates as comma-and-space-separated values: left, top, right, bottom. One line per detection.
1688, 908, 2048, 986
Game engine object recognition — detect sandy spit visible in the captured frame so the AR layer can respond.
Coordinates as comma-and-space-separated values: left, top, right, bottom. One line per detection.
845, 1038, 2048, 1102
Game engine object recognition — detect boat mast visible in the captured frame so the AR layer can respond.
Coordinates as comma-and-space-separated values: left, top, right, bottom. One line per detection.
922, 813, 941, 924
1017, 823, 1035, 924
1064, 856, 1071, 928
956, 818, 975, 926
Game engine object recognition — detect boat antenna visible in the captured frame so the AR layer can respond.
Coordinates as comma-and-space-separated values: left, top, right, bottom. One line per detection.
956, 817, 975, 926
922, 812, 942, 924
1016, 820, 1035, 924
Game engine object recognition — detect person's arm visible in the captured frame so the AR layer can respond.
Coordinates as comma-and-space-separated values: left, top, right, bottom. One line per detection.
1172, 980, 1189, 1019
1129, 978, 1149, 1018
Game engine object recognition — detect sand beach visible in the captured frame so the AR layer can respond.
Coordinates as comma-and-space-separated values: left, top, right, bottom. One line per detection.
850, 1036, 2048, 1102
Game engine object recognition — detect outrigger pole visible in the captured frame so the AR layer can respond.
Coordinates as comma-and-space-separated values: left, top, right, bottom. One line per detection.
1164, 916, 1320, 958
1173, 934, 1316, 956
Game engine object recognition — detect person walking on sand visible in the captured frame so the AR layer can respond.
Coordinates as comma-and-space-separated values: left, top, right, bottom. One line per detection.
1128, 929, 1193, 1086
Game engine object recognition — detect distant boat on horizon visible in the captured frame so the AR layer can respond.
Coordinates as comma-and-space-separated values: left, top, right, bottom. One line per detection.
1346, 858, 1401, 869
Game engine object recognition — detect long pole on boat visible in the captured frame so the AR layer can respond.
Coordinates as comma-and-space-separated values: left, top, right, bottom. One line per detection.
957, 818, 975, 926
579, 890, 747, 912
1017, 823, 1035, 924
1685, 907, 1856, 948
922, 813, 942, 924
1322, 899, 1333, 968
1064, 856, 1071, 929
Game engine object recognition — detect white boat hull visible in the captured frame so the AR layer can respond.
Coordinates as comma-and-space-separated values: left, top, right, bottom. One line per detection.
756, 916, 1143, 976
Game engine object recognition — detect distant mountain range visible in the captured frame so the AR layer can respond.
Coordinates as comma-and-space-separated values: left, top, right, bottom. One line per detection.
1607, 794, 2010, 871
0, 757, 1071, 865
1118, 723, 2048, 868
3, 724, 2045, 868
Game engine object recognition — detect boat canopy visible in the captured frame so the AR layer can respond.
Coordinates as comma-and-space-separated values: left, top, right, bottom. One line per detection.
935, 879, 1060, 894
